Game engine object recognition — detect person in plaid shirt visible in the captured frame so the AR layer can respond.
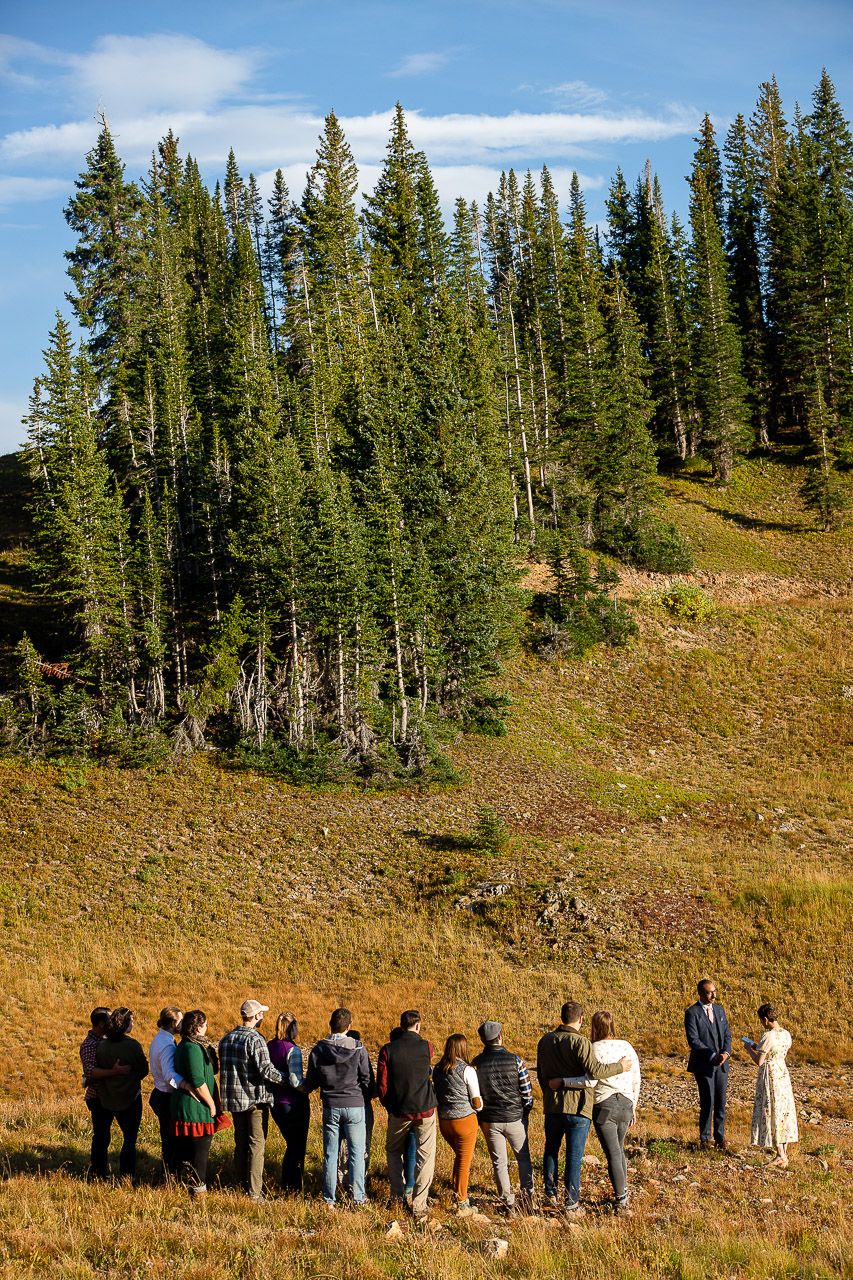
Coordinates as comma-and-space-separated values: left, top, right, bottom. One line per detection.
218, 999, 285, 1200
79, 1007, 131, 1180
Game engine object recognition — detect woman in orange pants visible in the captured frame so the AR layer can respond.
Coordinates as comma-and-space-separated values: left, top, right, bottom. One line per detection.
433, 1034, 482, 1209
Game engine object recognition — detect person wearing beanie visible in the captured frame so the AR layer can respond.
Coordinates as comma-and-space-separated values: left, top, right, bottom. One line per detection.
472, 1020, 534, 1213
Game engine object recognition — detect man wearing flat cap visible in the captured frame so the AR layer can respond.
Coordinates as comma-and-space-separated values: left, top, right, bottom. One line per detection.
219, 999, 285, 1200
472, 1020, 535, 1212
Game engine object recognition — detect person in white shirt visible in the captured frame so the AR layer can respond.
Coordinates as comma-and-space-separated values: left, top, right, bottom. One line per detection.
561, 1010, 640, 1215
149, 1006, 185, 1177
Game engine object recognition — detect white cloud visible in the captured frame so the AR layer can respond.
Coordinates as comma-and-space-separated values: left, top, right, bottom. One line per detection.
2, 104, 697, 171
0, 33, 262, 117
0, 175, 70, 206
0, 399, 27, 455
545, 80, 609, 109
69, 34, 261, 116
390, 50, 455, 78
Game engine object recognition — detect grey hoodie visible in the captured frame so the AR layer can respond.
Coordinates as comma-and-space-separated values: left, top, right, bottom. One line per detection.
305, 1034, 371, 1108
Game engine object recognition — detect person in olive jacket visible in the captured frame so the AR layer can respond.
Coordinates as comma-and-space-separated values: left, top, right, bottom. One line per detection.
172, 1009, 220, 1195
94, 1007, 149, 1183
537, 1000, 631, 1213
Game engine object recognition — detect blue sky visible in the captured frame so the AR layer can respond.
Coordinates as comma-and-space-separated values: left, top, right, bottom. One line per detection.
1, 0, 851, 453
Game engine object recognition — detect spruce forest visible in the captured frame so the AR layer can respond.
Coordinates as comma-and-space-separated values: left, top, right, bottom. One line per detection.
8, 71, 853, 778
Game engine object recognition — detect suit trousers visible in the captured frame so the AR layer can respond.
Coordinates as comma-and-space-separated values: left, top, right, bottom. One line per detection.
386, 1112, 437, 1215
695, 1068, 728, 1142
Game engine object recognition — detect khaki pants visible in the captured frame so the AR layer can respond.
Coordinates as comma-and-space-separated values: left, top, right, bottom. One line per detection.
232, 1105, 269, 1199
386, 1112, 437, 1215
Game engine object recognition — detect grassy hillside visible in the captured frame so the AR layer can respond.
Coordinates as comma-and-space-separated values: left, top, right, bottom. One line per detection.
1, 448, 852, 1278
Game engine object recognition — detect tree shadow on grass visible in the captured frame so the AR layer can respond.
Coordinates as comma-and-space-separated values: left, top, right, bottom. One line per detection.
402, 827, 477, 853
662, 487, 808, 534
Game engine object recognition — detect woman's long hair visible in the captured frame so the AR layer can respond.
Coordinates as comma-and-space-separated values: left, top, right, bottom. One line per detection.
105, 1007, 133, 1041
181, 1008, 218, 1072
275, 1011, 298, 1043
590, 1011, 617, 1043
436, 1033, 471, 1074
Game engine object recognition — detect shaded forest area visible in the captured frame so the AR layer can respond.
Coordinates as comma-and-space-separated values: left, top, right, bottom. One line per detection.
2, 71, 852, 779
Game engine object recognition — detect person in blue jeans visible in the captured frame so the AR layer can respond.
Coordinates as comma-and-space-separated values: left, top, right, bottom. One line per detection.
536, 1001, 630, 1214
305, 1007, 372, 1206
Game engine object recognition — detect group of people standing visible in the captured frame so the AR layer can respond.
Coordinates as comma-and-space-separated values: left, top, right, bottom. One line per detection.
78, 979, 798, 1214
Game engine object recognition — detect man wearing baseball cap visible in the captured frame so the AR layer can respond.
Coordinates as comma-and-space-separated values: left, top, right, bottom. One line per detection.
219, 999, 285, 1200
472, 1020, 535, 1213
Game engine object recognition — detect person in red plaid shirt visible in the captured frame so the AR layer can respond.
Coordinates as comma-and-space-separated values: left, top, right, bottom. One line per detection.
79, 1007, 131, 1180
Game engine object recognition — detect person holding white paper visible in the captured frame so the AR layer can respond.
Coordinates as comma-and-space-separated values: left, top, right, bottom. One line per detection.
744, 1002, 798, 1167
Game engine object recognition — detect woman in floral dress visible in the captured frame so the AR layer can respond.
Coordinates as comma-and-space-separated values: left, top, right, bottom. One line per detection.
746, 1002, 798, 1167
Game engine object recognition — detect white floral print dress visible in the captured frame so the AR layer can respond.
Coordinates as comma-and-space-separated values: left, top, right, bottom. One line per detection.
751, 1027, 798, 1147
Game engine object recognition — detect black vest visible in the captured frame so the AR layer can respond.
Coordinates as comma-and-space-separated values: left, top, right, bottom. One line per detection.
384, 1032, 436, 1117
474, 1044, 523, 1122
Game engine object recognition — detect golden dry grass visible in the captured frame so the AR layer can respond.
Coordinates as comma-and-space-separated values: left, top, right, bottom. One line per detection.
1, 448, 853, 1275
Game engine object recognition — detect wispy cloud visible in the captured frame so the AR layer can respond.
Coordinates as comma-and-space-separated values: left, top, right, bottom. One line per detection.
0, 175, 69, 206
2, 105, 697, 170
389, 50, 457, 78
544, 80, 609, 109
0, 33, 263, 115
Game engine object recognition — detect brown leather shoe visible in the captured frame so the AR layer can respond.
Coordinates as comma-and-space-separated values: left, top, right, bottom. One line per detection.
700, 1140, 714, 1150
715, 1139, 730, 1151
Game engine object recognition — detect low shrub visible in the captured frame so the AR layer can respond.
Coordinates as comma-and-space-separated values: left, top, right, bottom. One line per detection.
644, 582, 715, 622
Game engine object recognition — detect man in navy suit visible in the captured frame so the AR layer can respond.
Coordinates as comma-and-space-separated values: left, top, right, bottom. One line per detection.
684, 977, 731, 1150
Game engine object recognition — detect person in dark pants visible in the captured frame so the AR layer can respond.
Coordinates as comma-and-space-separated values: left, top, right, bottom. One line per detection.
148, 1006, 185, 1177
172, 1009, 220, 1197
95, 1007, 150, 1183
560, 1011, 641, 1216
267, 1010, 310, 1194
537, 1001, 630, 1215
79, 1007, 132, 1181
685, 978, 732, 1150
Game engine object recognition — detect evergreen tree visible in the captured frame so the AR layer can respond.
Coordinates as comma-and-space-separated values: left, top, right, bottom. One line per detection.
27, 315, 134, 695
64, 119, 144, 388
724, 114, 771, 444
643, 174, 694, 457
688, 162, 750, 481
800, 380, 849, 530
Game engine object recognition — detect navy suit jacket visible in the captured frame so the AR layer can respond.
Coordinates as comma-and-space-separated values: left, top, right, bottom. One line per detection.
684, 1001, 731, 1076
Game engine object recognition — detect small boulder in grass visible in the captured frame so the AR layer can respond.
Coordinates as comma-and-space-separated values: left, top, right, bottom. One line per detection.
385, 1220, 404, 1240
581, 1154, 601, 1166
482, 1237, 509, 1259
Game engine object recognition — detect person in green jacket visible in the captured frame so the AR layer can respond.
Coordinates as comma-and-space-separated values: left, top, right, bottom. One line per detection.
172, 1009, 220, 1196
94, 1007, 149, 1182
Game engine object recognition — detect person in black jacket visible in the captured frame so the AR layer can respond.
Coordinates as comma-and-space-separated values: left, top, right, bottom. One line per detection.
305, 1008, 371, 1206
377, 1010, 437, 1219
472, 1020, 535, 1212
684, 978, 732, 1150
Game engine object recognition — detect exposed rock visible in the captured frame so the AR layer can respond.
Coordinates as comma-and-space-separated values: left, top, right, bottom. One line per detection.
455, 881, 512, 912
482, 1237, 509, 1259
385, 1220, 404, 1239
581, 1154, 601, 1166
